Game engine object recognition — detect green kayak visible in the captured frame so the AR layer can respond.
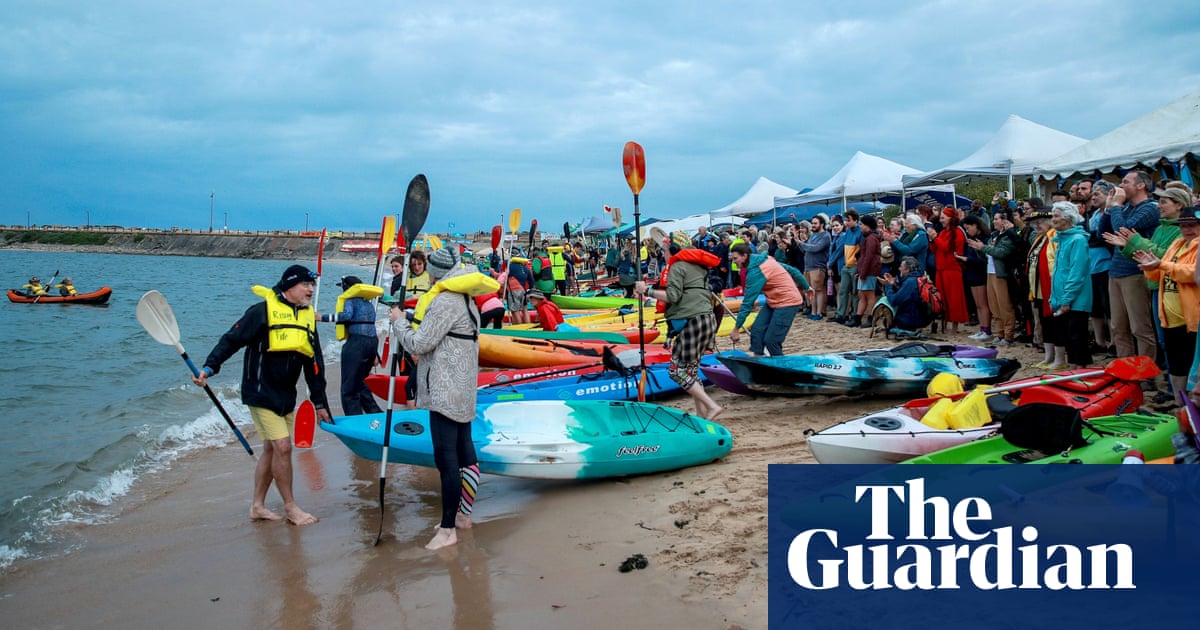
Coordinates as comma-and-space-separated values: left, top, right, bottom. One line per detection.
480, 328, 629, 343
902, 412, 1178, 464
550, 294, 641, 310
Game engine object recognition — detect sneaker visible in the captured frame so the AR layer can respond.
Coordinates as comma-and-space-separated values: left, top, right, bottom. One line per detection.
995, 339, 1015, 348
974, 335, 995, 344
806, 313, 823, 321
967, 331, 985, 340
829, 316, 845, 325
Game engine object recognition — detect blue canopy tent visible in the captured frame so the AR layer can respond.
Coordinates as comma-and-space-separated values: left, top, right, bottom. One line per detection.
618, 217, 665, 238
744, 200, 881, 226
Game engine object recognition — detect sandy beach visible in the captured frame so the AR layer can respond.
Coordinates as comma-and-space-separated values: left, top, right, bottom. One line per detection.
0, 315, 1062, 629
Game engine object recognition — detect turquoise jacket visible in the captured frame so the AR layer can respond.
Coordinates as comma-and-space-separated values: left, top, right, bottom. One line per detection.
1050, 226, 1092, 314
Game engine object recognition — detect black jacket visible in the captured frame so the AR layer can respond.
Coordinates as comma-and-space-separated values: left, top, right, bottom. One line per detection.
203, 298, 330, 417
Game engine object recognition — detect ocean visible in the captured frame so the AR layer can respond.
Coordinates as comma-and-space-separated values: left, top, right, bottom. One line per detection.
0, 249, 375, 570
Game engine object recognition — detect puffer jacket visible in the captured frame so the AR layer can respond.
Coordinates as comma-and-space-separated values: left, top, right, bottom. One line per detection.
392, 265, 480, 422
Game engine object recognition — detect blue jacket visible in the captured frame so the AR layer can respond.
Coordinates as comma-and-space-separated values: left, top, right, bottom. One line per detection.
1050, 226, 1093, 313
827, 231, 846, 275
884, 270, 926, 330
799, 230, 831, 272
1098, 198, 1159, 278
888, 229, 929, 274
330, 297, 378, 338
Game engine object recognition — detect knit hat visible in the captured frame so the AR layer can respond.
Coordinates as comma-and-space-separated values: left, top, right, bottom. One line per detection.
337, 275, 362, 289
276, 264, 315, 291
427, 248, 457, 278
527, 289, 547, 301
671, 231, 691, 250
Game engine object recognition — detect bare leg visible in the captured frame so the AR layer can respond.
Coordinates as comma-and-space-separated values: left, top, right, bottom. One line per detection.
427, 527, 458, 550
250, 440, 282, 522
266, 436, 316, 525
686, 382, 723, 420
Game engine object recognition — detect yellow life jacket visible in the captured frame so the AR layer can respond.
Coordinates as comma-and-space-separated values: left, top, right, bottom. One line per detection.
548, 246, 567, 280
333, 284, 384, 341
251, 286, 317, 357
411, 272, 500, 337
23, 283, 46, 296
407, 270, 432, 297
55, 283, 77, 296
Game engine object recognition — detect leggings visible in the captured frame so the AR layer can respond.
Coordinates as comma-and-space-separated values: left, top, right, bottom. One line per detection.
429, 411, 477, 529
479, 307, 505, 329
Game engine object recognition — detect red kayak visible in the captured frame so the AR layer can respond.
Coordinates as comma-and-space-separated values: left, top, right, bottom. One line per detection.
7, 286, 112, 304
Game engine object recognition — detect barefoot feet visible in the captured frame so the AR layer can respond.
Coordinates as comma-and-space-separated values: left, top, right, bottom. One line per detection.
250, 505, 283, 522
455, 512, 473, 529
427, 527, 458, 550
284, 504, 318, 526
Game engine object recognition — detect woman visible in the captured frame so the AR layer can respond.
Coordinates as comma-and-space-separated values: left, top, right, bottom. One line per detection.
885, 213, 929, 275
852, 215, 882, 329
800, 214, 831, 320
1134, 205, 1198, 398
826, 216, 845, 316
1049, 202, 1094, 369
1026, 209, 1060, 368
405, 250, 433, 299
969, 210, 1020, 346
617, 239, 638, 298
959, 215, 992, 342
926, 208, 969, 334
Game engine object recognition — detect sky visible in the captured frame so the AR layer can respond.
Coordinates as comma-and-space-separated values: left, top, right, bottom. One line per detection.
2, 1, 1199, 235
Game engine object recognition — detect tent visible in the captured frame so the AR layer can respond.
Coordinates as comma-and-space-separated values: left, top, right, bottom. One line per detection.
744, 201, 881, 226
578, 215, 614, 234
643, 212, 746, 237
709, 177, 801, 219
772, 151, 952, 212
1034, 89, 1200, 180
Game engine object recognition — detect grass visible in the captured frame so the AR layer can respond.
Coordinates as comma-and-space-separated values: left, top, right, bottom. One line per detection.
3, 231, 111, 245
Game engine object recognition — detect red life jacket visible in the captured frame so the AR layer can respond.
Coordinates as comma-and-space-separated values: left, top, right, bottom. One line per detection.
654, 249, 721, 313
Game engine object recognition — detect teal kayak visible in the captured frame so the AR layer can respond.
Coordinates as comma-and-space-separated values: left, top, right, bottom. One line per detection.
320, 400, 733, 479
901, 412, 1178, 464
550, 294, 642, 310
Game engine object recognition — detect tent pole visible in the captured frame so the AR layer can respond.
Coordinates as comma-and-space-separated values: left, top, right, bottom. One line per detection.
951, 183, 958, 211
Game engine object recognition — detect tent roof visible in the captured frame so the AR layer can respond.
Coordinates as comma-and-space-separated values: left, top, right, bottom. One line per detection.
773, 151, 930, 208
1034, 89, 1200, 179
644, 213, 745, 237
709, 177, 800, 218
902, 115, 1087, 187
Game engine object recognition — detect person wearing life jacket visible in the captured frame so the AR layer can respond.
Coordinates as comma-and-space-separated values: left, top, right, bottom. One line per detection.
404, 250, 433, 300
729, 242, 814, 357
531, 248, 556, 295
23, 277, 47, 297
475, 290, 505, 329
389, 248, 498, 551
55, 278, 78, 296
504, 256, 533, 324
548, 244, 568, 296
527, 289, 565, 331
319, 276, 383, 416
635, 232, 723, 420
193, 264, 330, 527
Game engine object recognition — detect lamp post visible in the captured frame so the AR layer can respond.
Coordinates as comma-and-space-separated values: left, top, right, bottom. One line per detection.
224, 212, 228, 232
305, 212, 309, 232
86, 210, 90, 229
209, 191, 214, 233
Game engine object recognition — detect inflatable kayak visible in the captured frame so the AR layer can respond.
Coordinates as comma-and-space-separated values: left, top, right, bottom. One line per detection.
901, 411, 1177, 464
806, 368, 1146, 464
320, 400, 733, 479
7, 286, 112, 304
715, 342, 1015, 396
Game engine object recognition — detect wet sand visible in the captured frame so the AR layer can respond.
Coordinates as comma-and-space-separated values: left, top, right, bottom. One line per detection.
0, 317, 1061, 629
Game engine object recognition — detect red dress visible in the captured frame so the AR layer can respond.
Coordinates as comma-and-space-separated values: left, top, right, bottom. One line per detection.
929, 226, 969, 323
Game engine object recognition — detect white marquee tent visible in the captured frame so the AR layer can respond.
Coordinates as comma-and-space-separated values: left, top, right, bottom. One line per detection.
1034, 89, 1200, 180
772, 151, 934, 210
709, 177, 800, 219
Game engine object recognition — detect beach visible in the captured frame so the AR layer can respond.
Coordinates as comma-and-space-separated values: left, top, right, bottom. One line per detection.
0, 316, 1058, 629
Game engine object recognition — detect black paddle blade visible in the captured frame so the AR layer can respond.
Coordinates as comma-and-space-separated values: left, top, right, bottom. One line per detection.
563, 221, 571, 240
402, 174, 431, 247
602, 346, 633, 377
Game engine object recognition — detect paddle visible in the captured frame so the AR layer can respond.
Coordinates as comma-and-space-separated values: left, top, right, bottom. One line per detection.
508, 208, 521, 262
136, 290, 255, 456
491, 225, 502, 252
429, 234, 443, 250
372, 216, 398, 289
33, 269, 60, 304
622, 141, 648, 402
528, 219, 538, 255
376, 173, 430, 546
294, 400, 316, 448
312, 228, 327, 311
905, 356, 1162, 409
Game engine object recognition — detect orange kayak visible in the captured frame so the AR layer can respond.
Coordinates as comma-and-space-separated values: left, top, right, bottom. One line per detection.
478, 335, 670, 369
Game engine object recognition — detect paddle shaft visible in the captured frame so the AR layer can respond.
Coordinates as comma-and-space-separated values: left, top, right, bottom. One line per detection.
183, 349, 256, 456
312, 228, 327, 311
33, 269, 60, 304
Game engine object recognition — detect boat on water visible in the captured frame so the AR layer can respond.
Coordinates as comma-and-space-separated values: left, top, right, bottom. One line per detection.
7, 286, 112, 305
320, 400, 733, 479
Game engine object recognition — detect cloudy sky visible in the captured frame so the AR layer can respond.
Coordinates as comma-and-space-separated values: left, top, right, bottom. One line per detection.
2, 1, 1198, 234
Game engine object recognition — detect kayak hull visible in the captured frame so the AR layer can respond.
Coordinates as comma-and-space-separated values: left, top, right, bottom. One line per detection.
7, 286, 112, 304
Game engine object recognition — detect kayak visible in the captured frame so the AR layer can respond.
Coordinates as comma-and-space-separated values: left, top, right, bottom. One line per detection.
715, 342, 1016, 396
320, 400, 733, 479
505, 306, 660, 330
476, 356, 718, 403
479, 335, 670, 369
900, 411, 1178, 464
480, 327, 631, 344
550, 294, 642, 310
7, 286, 112, 305
806, 368, 1147, 464
654, 311, 757, 339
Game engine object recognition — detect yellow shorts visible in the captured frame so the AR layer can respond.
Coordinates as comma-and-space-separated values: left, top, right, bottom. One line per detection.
249, 407, 294, 442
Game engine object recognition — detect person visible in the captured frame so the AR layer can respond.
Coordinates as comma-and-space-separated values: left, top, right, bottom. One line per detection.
850, 215, 882, 328
885, 213, 929, 276
969, 210, 1020, 346
827, 216, 845, 316
831, 210, 861, 324
1048, 202, 1094, 369
321, 276, 383, 416
959, 215, 992, 341
389, 247, 483, 550
882, 257, 928, 332
634, 241, 723, 420
1085, 181, 1115, 356
23, 277, 47, 297
503, 255, 533, 325
617, 239, 638, 298
604, 241, 620, 278
547, 244, 569, 295
1026, 209, 1061, 368
406, 251, 433, 299
55, 278, 78, 296
926, 207, 969, 334
728, 242, 814, 356
799, 214, 831, 320
475, 290, 505, 329
1133, 204, 1198, 400
527, 289, 564, 331
531, 248, 556, 295
192, 264, 331, 526
1098, 171, 1160, 367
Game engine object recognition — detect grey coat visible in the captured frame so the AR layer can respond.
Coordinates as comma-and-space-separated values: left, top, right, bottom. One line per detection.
392, 265, 480, 422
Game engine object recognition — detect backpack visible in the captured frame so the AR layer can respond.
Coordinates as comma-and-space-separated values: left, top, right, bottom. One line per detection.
917, 276, 944, 318
998, 403, 1107, 455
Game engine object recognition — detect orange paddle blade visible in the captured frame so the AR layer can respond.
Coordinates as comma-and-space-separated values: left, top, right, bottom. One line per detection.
1105, 355, 1159, 381
622, 141, 646, 195
294, 400, 316, 448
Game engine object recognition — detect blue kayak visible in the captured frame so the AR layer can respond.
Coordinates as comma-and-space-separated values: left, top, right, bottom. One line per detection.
476, 355, 719, 403
320, 400, 733, 479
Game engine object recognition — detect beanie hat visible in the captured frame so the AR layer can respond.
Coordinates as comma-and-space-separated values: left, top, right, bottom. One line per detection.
276, 264, 315, 291
427, 248, 458, 278
337, 275, 362, 289
941, 207, 957, 220
671, 231, 692, 250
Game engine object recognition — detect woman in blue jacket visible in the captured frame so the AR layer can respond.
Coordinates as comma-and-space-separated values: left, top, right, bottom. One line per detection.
1049, 202, 1093, 369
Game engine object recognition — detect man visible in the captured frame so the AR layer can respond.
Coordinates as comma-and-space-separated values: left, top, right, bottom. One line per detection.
504, 255, 533, 324
527, 289, 564, 331
193, 264, 331, 526
882, 256, 929, 332
1099, 171, 1161, 366
390, 248, 483, 550
830, 209, 862, 324
728, 242, 813, 356
321, 275, 382, 416
1085, 180, 1114, 355
530, 247, 556, 295
711, 232, 731, 291
693, 225, 718, 252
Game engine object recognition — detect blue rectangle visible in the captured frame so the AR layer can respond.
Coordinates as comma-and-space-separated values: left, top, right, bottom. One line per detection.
769, 465, 1200, 629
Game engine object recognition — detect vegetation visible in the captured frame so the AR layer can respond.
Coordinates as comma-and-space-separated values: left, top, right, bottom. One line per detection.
3, 230, 110, 245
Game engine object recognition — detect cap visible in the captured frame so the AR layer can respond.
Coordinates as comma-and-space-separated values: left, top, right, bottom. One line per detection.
527, 289, 547, 301
671, 231, 691, 250
427, 247, 457, 278
337, 275, 362, 289
1154, 187, 1194, 209
1167, 205, 1200, 226
276, 265, 316, 291
1027, 210, 1053, 221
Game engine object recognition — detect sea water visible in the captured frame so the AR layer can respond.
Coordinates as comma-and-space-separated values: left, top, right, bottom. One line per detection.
0, 249, 374, 569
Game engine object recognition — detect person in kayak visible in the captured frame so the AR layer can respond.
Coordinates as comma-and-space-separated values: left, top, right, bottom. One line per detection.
23, 277, 47, 297
389, 248, 484, 550
55, 278, 78, 296
527, 289, 565, 331
192, 264, 331, 526
321, 275, 383, 416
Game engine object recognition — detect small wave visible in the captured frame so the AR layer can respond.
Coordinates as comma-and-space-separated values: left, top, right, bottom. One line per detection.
0, 544, 29, 570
